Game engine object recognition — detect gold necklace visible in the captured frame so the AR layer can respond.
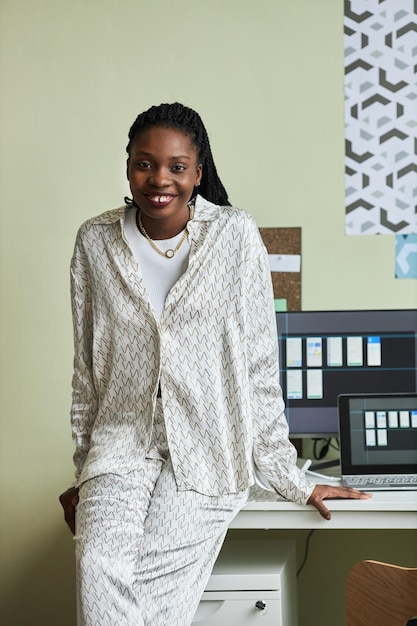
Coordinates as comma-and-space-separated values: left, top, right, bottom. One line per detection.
137, 209, 190, 259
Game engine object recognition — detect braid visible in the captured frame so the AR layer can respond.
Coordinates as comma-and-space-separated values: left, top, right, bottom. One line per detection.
126, 103, 231, 206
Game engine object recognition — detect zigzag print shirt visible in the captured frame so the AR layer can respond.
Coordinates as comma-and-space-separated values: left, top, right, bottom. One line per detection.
70, 195, 314, 504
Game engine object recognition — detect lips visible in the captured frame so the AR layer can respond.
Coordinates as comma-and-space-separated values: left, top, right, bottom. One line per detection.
145, 194, 176, 208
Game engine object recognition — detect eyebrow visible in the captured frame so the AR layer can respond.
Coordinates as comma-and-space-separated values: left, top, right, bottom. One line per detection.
132, 150, 192, 161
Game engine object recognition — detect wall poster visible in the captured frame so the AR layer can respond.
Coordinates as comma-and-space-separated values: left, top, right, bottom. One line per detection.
344, 0, 416, 236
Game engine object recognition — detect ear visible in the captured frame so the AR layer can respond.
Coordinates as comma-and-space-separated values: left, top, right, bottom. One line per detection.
196, 163, 203, 186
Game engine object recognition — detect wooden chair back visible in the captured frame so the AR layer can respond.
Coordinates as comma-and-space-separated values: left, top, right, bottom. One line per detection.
346, 559, 417, 626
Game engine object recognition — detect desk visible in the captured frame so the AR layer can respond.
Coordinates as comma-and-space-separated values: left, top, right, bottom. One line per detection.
230, 485, 417, 530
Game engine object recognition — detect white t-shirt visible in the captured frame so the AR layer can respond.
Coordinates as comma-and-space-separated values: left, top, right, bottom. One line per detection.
123, 206, 190, 320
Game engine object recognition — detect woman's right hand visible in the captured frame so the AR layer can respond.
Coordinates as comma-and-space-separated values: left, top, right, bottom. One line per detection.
59, 486, 79, 535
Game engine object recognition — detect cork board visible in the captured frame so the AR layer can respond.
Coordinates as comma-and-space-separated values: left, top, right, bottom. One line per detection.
259, 227, 301, 311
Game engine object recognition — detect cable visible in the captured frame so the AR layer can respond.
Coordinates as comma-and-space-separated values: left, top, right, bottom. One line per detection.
305, 469, 340, 482
312, 437, 340, 460
297, 529, 315, 577
330, 437, 340, 452
313, 438, 331, 460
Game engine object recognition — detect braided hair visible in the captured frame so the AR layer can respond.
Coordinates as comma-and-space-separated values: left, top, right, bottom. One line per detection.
126, 103, 231, 206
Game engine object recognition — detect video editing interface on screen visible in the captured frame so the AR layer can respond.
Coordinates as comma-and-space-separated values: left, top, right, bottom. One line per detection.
342, 395, 417, 469
275, 310, 417, 438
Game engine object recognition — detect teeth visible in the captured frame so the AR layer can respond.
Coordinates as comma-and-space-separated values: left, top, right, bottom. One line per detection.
150, 195, 171, 203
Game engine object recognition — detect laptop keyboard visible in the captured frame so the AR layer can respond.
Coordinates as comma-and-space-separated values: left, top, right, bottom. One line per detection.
347, 475, 417, 488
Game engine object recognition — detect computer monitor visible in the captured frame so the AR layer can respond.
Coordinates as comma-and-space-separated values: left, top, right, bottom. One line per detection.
276, 309, 417, 438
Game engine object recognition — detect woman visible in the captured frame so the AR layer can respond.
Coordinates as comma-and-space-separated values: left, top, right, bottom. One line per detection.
59, 102, 370, 625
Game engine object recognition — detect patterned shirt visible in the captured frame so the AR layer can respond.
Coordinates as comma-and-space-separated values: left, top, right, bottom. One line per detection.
70, 195, 314, 503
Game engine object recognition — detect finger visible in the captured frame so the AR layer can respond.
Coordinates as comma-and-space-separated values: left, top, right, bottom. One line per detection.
64, 508, 76, 535
66, 518, 75, 535
332, 487, 372, 500
315, 500, 332, 521
317, 485, 372, 500
307, 491, 332, 520
348, 488, 372, 499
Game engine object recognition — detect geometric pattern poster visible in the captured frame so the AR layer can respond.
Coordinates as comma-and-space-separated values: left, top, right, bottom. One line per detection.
344, 0, 417, 235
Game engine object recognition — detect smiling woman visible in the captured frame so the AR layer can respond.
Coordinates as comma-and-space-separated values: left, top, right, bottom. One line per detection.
59, 102, 370, 626
127, 126, 202, 239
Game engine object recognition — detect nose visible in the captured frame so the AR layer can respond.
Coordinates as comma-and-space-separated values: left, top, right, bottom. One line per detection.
149, 167, 171, 188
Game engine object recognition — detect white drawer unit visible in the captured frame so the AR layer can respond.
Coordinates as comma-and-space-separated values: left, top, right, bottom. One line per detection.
192, 540, 298, 626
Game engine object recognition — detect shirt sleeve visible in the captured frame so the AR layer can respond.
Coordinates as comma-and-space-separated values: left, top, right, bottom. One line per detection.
70, 229, 98, 485
245, 226, 315, 505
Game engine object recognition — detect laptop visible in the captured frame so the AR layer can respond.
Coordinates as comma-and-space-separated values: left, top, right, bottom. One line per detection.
338, 392, 417, 490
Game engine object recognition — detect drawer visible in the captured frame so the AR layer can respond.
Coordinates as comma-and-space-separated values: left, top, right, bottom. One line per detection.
193, 591, 284, 625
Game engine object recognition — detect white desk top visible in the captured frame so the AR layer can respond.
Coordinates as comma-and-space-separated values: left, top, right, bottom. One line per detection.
231, 484, 417, 530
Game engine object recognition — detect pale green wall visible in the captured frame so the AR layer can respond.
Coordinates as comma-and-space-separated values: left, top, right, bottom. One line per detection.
1, 1, 415, 625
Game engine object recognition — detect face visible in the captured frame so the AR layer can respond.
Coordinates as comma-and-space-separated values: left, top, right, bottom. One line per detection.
127, 126, 202, 225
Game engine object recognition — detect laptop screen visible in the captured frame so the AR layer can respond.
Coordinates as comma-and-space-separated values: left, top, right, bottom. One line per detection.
338, 393, 417, 476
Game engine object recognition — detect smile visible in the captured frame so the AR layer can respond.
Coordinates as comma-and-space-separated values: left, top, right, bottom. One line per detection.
145, 194, 176, 207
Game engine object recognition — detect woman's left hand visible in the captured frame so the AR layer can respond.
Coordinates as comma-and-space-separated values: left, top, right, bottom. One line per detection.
307, 484, 372, 520
59, 486, 79, 535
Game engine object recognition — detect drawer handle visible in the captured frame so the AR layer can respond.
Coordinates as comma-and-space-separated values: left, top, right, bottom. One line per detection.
255, 600, 268, 615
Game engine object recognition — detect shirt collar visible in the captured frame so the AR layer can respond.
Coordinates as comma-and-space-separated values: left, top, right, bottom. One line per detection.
87, 194, 221, 230
192, 194, 220, 222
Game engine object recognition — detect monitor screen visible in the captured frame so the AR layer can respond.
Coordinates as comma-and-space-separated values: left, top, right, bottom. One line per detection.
275, 309, 417, 438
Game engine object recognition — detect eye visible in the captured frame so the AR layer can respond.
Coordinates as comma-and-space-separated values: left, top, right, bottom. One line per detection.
136, 161, 152, 169
172, 164, 186, 172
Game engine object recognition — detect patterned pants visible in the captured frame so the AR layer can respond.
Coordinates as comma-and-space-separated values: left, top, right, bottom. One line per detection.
75, 401, 249, 625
